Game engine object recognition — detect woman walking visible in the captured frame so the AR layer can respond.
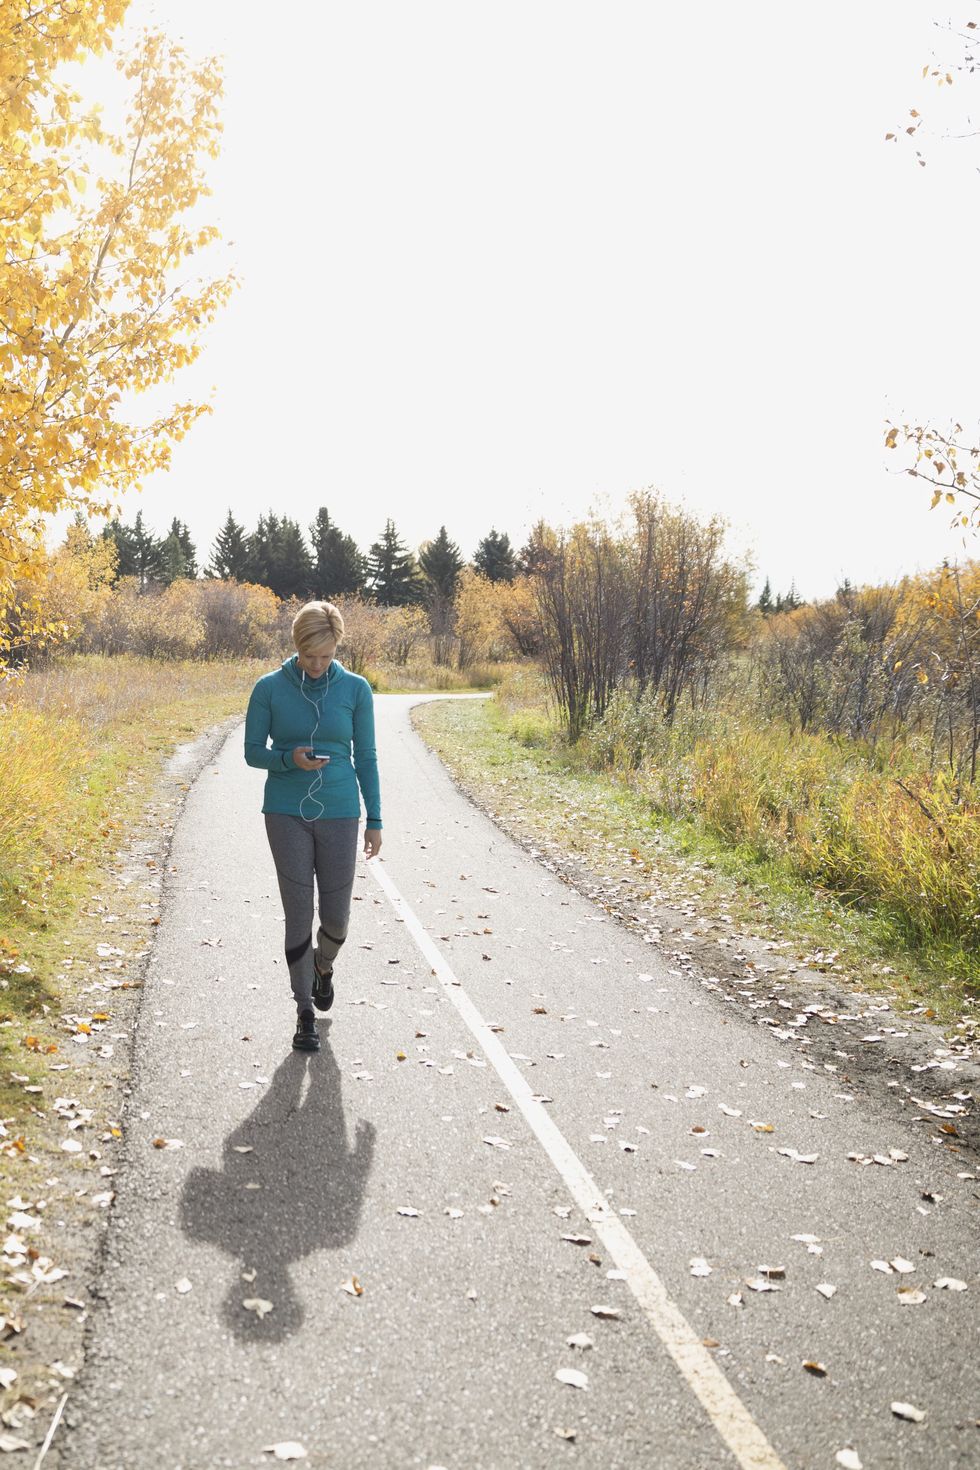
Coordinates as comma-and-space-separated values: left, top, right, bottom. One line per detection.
244, 601, 383, 1052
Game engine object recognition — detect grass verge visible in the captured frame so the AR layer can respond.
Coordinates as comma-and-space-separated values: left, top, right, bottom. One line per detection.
413, 693, 980, 1034
0, 655, 267, 1114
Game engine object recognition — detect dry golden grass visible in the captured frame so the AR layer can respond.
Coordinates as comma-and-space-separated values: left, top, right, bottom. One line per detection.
0, 654, 266, 966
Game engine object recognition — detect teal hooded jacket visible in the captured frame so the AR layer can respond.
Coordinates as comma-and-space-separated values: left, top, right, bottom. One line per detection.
244, 655, 382, 826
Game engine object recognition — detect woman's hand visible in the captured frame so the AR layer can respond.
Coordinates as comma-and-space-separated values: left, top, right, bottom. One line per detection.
293, 748, 329, 771
363, 828, 382, 860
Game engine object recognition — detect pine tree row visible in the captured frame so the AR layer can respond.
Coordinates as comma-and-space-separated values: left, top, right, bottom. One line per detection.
88, 509, 531, 605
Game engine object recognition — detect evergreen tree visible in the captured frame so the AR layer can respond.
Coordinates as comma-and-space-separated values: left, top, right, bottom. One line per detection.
473, 528, 517, 583
419, 525, 464, 601
130, 511, 164, 588
159, 517, 197, 583
773, 582, 803, 614
365, 519, 424, 606
270, 516, 315, 600
310, 507, 366, 598
172, 518, 198, 578
757, 577, 774, 615
244, 511, 281, 589
101, 518, 138, 582
208, 509, 251, 580
159, 532, 188, 584
102, 511, 162, 588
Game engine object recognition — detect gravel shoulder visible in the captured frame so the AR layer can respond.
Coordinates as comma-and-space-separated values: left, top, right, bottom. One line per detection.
0, 717, 240, 1456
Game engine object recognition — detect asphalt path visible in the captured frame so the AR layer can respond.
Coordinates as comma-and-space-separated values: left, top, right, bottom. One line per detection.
56, 694, 979, 1470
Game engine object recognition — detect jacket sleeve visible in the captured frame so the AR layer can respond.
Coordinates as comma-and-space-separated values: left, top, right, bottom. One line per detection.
244, 679, 296, 772
352, 681, 382, 828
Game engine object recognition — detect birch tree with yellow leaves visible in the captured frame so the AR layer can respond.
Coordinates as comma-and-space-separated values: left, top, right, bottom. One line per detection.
0, 0, 234, 661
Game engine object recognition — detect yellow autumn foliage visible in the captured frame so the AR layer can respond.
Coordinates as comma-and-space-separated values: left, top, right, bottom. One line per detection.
0, 2, 234, 658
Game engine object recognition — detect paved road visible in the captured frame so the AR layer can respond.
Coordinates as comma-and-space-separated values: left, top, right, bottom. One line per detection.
57, 695, 979, 1470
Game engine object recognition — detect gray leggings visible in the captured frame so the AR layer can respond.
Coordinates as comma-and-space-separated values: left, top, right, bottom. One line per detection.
264, 814, 359, 1011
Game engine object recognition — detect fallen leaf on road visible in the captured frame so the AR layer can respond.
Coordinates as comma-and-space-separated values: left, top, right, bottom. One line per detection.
561, 1234, 592, 1246
890, 1402, 925, 1423
243, 1298, 273, 1319
0, 1434, 31, 1452
151, 1138, 183, 1149
815, 1284, 837, 1299
175, 1278, 192, 1294
890, 1258, 915, 1274
553, 1427, 577, 1441
896, 1288, 927, 1305
232, 1146, 253, 1154
803, 1361, 827, 1376
934, 1277, 967, 1291
590, 1305, 621, 1319
340, 1276, 364, 1297
555, 1368, 588, 1389
396, 1207, 420, 1218
482, 1136, 512, 1150
689, 1257, 712, 1277
262, 1444, 307, 1461
835, 1451, 862, 1469
567, 1333, 593, 1350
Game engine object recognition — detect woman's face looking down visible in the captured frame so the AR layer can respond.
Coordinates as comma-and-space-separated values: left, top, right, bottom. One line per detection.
296, 640, 337, 680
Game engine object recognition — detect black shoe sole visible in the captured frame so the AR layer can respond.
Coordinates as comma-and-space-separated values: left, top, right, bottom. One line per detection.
292, 1032, 320, 1051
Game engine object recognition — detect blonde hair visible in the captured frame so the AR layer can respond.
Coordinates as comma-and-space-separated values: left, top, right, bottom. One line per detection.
292, 600, 345, 655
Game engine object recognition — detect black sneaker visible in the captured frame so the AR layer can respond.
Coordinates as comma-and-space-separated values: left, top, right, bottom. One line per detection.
312, 961, 334, 1013
292, 1009, 320, 1052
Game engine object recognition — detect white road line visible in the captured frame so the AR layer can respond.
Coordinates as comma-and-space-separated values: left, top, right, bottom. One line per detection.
368, 856, 787, 1470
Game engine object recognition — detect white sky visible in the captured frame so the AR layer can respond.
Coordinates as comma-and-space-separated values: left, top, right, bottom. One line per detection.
64, 0, 980, 597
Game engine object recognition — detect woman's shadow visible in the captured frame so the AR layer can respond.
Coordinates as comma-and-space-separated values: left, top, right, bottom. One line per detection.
180, 1022, 376, 1344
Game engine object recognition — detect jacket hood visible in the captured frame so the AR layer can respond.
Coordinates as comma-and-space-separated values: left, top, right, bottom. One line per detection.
280, 654, 345, 690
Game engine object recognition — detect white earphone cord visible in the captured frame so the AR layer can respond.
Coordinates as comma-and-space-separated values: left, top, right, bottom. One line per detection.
299, 667, 329, 821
